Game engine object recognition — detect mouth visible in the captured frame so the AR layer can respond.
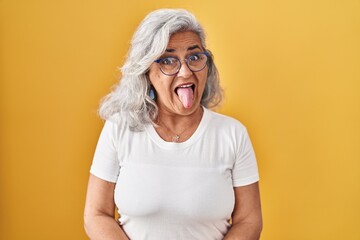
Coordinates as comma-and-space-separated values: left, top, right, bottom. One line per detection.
174, 83, 195, 95
174, 83, 196, 109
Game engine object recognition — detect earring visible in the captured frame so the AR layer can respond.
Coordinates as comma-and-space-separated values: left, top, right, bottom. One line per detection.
149, 87, 156, 100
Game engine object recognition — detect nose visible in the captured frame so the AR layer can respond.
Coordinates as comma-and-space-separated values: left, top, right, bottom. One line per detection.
177, 61, 193, 78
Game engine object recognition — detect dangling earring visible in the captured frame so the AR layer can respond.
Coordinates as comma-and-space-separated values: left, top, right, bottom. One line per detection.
149, 87, 156, 100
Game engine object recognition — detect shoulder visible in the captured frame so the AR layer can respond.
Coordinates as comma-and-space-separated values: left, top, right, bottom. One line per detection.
99, 113, 133, 140
204, 108, 247, 133
107, 112, 147, 132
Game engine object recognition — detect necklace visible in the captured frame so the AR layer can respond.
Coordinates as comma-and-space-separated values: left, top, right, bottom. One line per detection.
158, 120, 188, 142
157, 107, 204, 142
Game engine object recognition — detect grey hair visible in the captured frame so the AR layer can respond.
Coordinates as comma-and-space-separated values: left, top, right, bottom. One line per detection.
99, 9, 223, 131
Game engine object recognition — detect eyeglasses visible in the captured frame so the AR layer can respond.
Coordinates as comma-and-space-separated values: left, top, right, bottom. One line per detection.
154, 52, 209, 76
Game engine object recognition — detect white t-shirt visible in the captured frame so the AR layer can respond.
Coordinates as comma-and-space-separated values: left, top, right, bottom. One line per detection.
90, 107, 259, 240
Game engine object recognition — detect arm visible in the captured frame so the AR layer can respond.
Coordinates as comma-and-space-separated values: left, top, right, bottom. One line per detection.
84, 174, 129, 240
224, 182, 263, 240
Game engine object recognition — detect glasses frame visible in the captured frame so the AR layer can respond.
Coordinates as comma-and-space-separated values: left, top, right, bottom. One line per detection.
154, 52, 210, 76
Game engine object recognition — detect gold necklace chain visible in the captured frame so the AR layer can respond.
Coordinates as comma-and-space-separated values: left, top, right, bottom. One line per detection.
157, 107, 204, 142
158, 120, 188, 142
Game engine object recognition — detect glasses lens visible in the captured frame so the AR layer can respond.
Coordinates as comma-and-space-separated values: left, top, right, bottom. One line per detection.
187, 53, 208, 72
157, 53, 208, 75
159, 57, 180, 75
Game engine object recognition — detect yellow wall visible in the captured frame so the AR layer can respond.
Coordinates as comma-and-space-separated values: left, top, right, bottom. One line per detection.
1, 0, 359, 239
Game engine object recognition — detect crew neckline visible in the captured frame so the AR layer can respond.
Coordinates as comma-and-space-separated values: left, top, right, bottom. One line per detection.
145, 106, 210, 150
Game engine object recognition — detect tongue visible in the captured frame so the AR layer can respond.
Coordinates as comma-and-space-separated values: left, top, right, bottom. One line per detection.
176, 87, 194, 108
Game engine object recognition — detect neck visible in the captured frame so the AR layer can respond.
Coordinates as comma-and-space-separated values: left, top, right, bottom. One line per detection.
157, 106, 203, 128
155, 106, 204, 142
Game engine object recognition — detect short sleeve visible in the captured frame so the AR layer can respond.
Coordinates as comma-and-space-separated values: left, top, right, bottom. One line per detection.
232, 128, 259, 187
90, 121, 120, 183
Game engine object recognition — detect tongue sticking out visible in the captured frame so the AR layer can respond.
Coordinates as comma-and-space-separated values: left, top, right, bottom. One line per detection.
176, 87, 194, 109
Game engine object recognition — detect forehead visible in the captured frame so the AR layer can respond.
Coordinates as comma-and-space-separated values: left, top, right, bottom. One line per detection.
166, 31, 203, 51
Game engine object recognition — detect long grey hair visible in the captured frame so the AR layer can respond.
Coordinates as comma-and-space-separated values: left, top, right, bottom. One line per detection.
99, 9, 223, 131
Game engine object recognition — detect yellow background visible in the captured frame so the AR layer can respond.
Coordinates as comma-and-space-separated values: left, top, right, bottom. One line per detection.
1, 0, 359, 239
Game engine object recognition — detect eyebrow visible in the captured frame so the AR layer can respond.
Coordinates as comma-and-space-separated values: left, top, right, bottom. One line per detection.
188, 45, 201, 51
165, 45, 202, 52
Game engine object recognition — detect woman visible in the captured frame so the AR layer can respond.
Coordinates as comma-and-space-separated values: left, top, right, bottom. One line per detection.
84, 9, 262, 240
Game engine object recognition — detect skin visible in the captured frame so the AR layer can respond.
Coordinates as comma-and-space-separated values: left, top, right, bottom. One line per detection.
84, 176, 129, 240
84, 31, 262, 240
224, 183, 263, 240
148, 31, 207, 140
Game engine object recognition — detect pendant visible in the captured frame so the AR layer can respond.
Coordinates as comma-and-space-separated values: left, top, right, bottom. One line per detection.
172, 135, 180, 142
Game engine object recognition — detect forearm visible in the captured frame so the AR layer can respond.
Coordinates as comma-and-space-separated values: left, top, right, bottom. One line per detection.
223, 221, 262, 240
84, 214, 129, 240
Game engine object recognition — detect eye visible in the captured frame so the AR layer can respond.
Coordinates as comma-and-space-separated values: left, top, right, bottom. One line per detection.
160, 57, 177, 65
188, 53, 202, 62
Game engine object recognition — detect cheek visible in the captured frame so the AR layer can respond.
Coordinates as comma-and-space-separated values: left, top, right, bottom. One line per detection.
148, 72, 161, 87
199, 70, 208, 86
148, 71, 173, 94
